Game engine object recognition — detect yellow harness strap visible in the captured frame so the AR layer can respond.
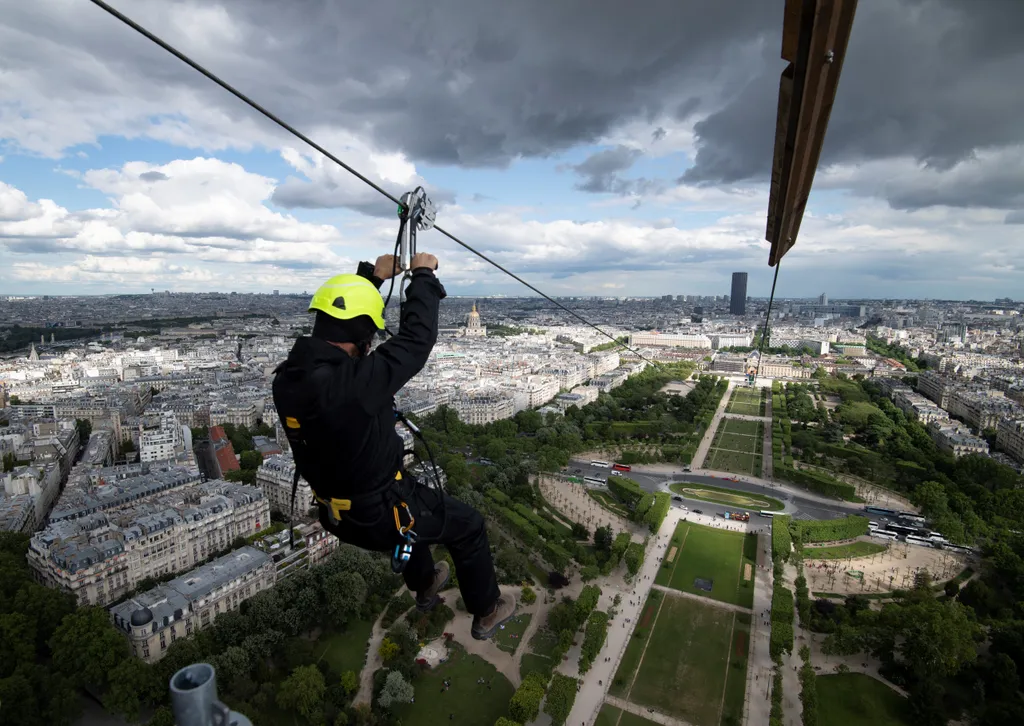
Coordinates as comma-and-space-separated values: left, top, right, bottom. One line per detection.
315, 495, 351, 520
316, 471, 403, 523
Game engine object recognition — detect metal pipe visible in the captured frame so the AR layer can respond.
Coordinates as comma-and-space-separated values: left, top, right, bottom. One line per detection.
170, 663, 252, 726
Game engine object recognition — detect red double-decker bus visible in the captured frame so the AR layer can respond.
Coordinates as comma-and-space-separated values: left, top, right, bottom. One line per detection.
612, 463, 631, 472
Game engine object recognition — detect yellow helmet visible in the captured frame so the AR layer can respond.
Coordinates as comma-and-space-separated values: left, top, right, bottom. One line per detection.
308, 274, 385, 330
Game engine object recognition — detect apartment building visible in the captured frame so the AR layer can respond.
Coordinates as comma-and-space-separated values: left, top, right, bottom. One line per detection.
926, 420, 990, 458
255, 454, 312, 516
28, 480, 269, 607
0, 463, 62, 532
996, 418, 1024, 465
630, 332, 711, 349
916, 371, 956, 408
110, 546, 274, 663
451, 392, 516, 425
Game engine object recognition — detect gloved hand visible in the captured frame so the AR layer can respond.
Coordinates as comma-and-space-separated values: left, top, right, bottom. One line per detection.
411, 252, 439, 271
373, 254, 403, 280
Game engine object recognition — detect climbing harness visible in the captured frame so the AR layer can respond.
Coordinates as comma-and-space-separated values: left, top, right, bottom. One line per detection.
391, 499, 418, 573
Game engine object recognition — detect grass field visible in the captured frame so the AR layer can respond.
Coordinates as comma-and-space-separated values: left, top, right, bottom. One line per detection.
706, 418, 764, 477
705, 448, 763, 478
495, 613, 531, 654
628, 595, 738, 726
727, 388, 764, 416
721, 418, 761, 436
655, 521, 757, 608
392, 645, 515, 726
804, 541, 888, 560
669, 482, 785, 510
610, 589, 664, 699
816, 673, 912, 726
519, 652, 554, 681
595, 704, 661, 726
720, 612, 751, 726
316, 619, 375, 675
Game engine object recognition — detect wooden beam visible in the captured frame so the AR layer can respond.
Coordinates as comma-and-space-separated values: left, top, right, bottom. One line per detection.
766, 0, 858, 267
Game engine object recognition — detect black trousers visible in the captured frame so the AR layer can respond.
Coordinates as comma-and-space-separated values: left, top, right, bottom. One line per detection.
317, 476, 500, 616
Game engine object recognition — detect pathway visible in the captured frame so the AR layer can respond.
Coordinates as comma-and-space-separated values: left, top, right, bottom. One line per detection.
565, 508, 688, 726
353, 592, 413, 706
651, 584, 753, 614
761, 394, 774, 480
722, 412, 772, 423
692, 379, 735, 469
779, 565, 803, 726
442, 584, 529, 687
604, 695, 696, 726
744, 533, 775, 726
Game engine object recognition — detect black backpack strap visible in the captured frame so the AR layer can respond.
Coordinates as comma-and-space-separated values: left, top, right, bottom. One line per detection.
289, 465, 301, 548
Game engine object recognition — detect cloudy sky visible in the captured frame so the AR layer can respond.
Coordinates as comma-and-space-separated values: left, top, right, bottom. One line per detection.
1, 0, 1022, 301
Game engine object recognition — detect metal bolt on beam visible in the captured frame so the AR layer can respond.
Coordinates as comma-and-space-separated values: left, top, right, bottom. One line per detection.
170, 663, 252, 726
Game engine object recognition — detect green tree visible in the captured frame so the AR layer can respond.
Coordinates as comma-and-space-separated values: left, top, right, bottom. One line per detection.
378, 638, 400, 663
49, 606, 130, 690
509, 671, 546, 723
74, 418, 92, 442
495, 719, 523, 726
0, 613, 35, 678
543, 674, 578, 726
240, 450, 264, 471
521, 586, 537, 605
593, 525, 613, 552
325, 571, 368, 626
377, 670, 414, 710
120, 438, 136, 453
277, 665, 326, 723
340, 670, 359, 697
148, 706, 176, 726
103, 658, 161, 722
580, 565, 600, 582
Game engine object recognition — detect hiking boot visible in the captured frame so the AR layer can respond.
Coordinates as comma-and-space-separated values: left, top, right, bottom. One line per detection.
415, 560, 450, 612
471, 592, 517, 641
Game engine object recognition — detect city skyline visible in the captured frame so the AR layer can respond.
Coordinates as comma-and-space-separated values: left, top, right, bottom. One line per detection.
1, 2, 1022, 299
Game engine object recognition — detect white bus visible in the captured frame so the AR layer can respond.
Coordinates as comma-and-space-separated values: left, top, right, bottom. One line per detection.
590, 460, 610, 468
900, 515, 927, 526
584, 476, 606, 486
872, 530, 898, 540
868, 521, 880, 530
758, 510, 776, 518
906, 535, 934, 547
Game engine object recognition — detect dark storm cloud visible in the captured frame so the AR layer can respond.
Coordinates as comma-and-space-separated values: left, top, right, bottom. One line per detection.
683, 0, 1024, 211
138, 171, 169, 182
270, 177, 456, 217
562, 145, 667, 196
2, 0, 777, 164
6, 0, 1022, 214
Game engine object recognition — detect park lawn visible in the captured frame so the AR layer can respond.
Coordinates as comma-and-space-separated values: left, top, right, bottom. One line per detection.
495, 613, 532, 654
670, 482, 785, 510
720, 418, 761, 437
519, 652, 554, 681
596, 704, 663, 726
706, 448, 757, 477
804, 541, 887, 560
816, 673, 913, 726
392, 645, 515, 726
317, 619, 375, 675
715, 431, 760, 453
610, 589, 664, 698
629, 595, 735, 726
720, 612, 750, 726
528, 625, 560, 658
659, 521, 755, 608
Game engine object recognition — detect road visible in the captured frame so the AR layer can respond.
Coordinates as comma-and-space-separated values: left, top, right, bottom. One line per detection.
565, 460, 855, 522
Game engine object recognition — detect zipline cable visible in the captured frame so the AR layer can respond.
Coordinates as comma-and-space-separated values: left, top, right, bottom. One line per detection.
86, 0, 660, 367
754, 261, 781, 381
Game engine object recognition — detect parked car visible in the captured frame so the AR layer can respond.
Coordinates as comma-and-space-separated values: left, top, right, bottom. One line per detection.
693, 509, 704, 514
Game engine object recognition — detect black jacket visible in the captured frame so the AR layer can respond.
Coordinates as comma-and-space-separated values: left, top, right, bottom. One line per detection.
272, 265, 446, 498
